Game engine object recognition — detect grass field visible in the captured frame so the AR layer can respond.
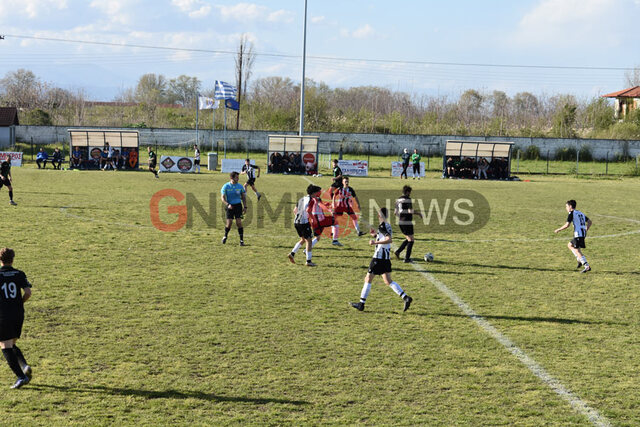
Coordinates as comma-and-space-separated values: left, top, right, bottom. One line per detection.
1, 164, 639, 425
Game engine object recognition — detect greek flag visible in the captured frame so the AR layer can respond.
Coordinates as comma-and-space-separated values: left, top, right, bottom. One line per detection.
214, 80, 237, 100
198, 96, 219, 110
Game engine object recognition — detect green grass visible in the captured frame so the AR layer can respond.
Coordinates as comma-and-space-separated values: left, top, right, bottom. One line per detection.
1, 166, 639, 425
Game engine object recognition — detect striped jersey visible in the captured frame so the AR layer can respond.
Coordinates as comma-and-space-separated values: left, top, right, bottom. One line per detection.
294, 195, 311, 224
242, 163, 257, 180
395, 194, 413, 222
373, 221, 392, 259
567, 210, 589, 238
334, 186, 357, 210
194, 148, 200, 161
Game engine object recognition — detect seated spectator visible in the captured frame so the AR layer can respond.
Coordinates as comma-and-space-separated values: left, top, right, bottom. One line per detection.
477, 157, 489, 179
51, 148, 63, 170
36, 148, 49, 169
292, 153, 303, 173
445, 157, 455, 178
120, 149, 129, 170
71, 147, 82, 169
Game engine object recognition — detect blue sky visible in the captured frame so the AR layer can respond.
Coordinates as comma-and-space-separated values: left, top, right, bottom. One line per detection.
1, 0, 639, 100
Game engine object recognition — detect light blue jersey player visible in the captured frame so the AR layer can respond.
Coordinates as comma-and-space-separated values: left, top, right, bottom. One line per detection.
220, 171, 247, 246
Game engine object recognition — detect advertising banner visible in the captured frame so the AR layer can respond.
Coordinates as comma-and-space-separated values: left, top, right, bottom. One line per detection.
221, 159, 255, 173
337, 160, 368, 177
391, 161, 425, 177
0, 152, 23, 166
160, 155, 195, 173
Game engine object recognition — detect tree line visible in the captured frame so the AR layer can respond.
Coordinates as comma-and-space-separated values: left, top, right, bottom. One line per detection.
2, 67, 640, 141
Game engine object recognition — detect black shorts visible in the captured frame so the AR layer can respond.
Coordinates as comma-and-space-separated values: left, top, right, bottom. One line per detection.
570, 237, 586, 249
194, 159, 200, 165
399, 224, 414, 236
331, 181, 343, 189
226, 203, 244, 220
333, 208, 355, 216
149, 161, 157, 169
0, 312, 24, 341
368, 258, 392, 275
295, 223, 312, 239
247, 178, 256, 186
0, 176, 9, 189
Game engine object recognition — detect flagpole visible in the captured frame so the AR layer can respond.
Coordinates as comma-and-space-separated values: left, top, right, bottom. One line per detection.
223, 105, 227, 159
196, 93, 199, 148
212, 108, 215, 154
299, 0, 308, 136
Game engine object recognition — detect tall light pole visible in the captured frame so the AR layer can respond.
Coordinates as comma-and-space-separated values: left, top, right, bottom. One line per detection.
299, 0, 308, 136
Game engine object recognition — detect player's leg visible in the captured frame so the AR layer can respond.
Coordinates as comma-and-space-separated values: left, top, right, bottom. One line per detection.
349, 213, 363, 235
250, 183, 261, 200
11, 342, 30, 378
382, 272, 412, 311
1, 338, 29, 388
568, 241, 589, 270
236, 217, 244, 245
222, 217, 233, 244
395, 236, 409, 259
351, 272, 374, 311
6, 183, 16, 205
404, 235, 415, 263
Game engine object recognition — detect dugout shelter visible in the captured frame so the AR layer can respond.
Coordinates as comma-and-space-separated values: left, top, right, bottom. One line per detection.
267, 134, 319, 175
68, 129, 140, 170
444, 140, 514, 179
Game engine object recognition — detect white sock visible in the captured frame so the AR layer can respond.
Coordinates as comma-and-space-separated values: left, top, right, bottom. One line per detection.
292, 242, 302, 254
389, 281, 405, 297
306, 251, 312, 262
360, 282, 371, 302
332, 225, 339, 240
312, 238, 318, 248
353, 221, 360, 233
580, 256, 588, 266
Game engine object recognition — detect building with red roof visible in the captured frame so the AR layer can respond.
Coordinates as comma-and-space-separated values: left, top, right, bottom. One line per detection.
602, 86, 640, 119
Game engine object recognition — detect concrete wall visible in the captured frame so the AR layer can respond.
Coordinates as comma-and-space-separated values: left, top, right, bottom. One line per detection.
15, 125, 640, 160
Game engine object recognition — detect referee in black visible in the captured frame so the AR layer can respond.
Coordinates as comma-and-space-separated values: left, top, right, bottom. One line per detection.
0, 248, 32, 389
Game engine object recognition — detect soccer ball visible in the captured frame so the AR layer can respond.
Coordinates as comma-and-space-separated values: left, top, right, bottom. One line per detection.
424, 253, 434, 262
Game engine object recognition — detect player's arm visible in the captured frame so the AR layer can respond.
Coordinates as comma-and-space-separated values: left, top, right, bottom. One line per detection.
220, 190, 231, 209
22, 287, 31, 303
370, 233, 392, 246
254, 165, 261, 177
586, 218, 592, 231
306, 200, 317, 228
554, 222, 571, 233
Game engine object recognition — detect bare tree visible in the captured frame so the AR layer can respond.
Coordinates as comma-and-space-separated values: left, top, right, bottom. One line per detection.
167, 75, 201, 107
0, 69, 43, 108
235, 34, 255, 129
624, 65, 640, 87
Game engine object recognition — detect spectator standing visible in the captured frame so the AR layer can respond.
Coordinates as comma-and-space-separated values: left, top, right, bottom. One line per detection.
400, 148, 411, 179
411, 149, 421, 180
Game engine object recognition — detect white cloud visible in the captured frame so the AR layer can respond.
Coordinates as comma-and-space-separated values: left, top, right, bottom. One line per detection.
89, 0, 135, 25
352, 24, 375, 39
339, 24, 376, 40
512, 0, 631, 47
171, 0, 211, 18
311, 15, 325, 24
0, 0, 68, 19
216, 3, 294, 24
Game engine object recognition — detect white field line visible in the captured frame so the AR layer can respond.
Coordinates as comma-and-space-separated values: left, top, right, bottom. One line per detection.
355, 196, 612, 427
411, 265, 612, 427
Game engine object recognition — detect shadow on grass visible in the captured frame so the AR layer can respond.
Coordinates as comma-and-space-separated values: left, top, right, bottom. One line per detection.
439, 260, 562, 273
30, 383, 310, 405
431, 312, 622, 325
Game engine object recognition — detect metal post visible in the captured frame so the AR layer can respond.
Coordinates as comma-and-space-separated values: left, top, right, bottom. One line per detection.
298, 0, 308, 136
367, 144, 371, 166
576, 147, 579, 175
605, 152, 609, 175
31, 137, 34, 161
517, 150, 520, 173
546, 150, 550, 174
427, 146, 430, 170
